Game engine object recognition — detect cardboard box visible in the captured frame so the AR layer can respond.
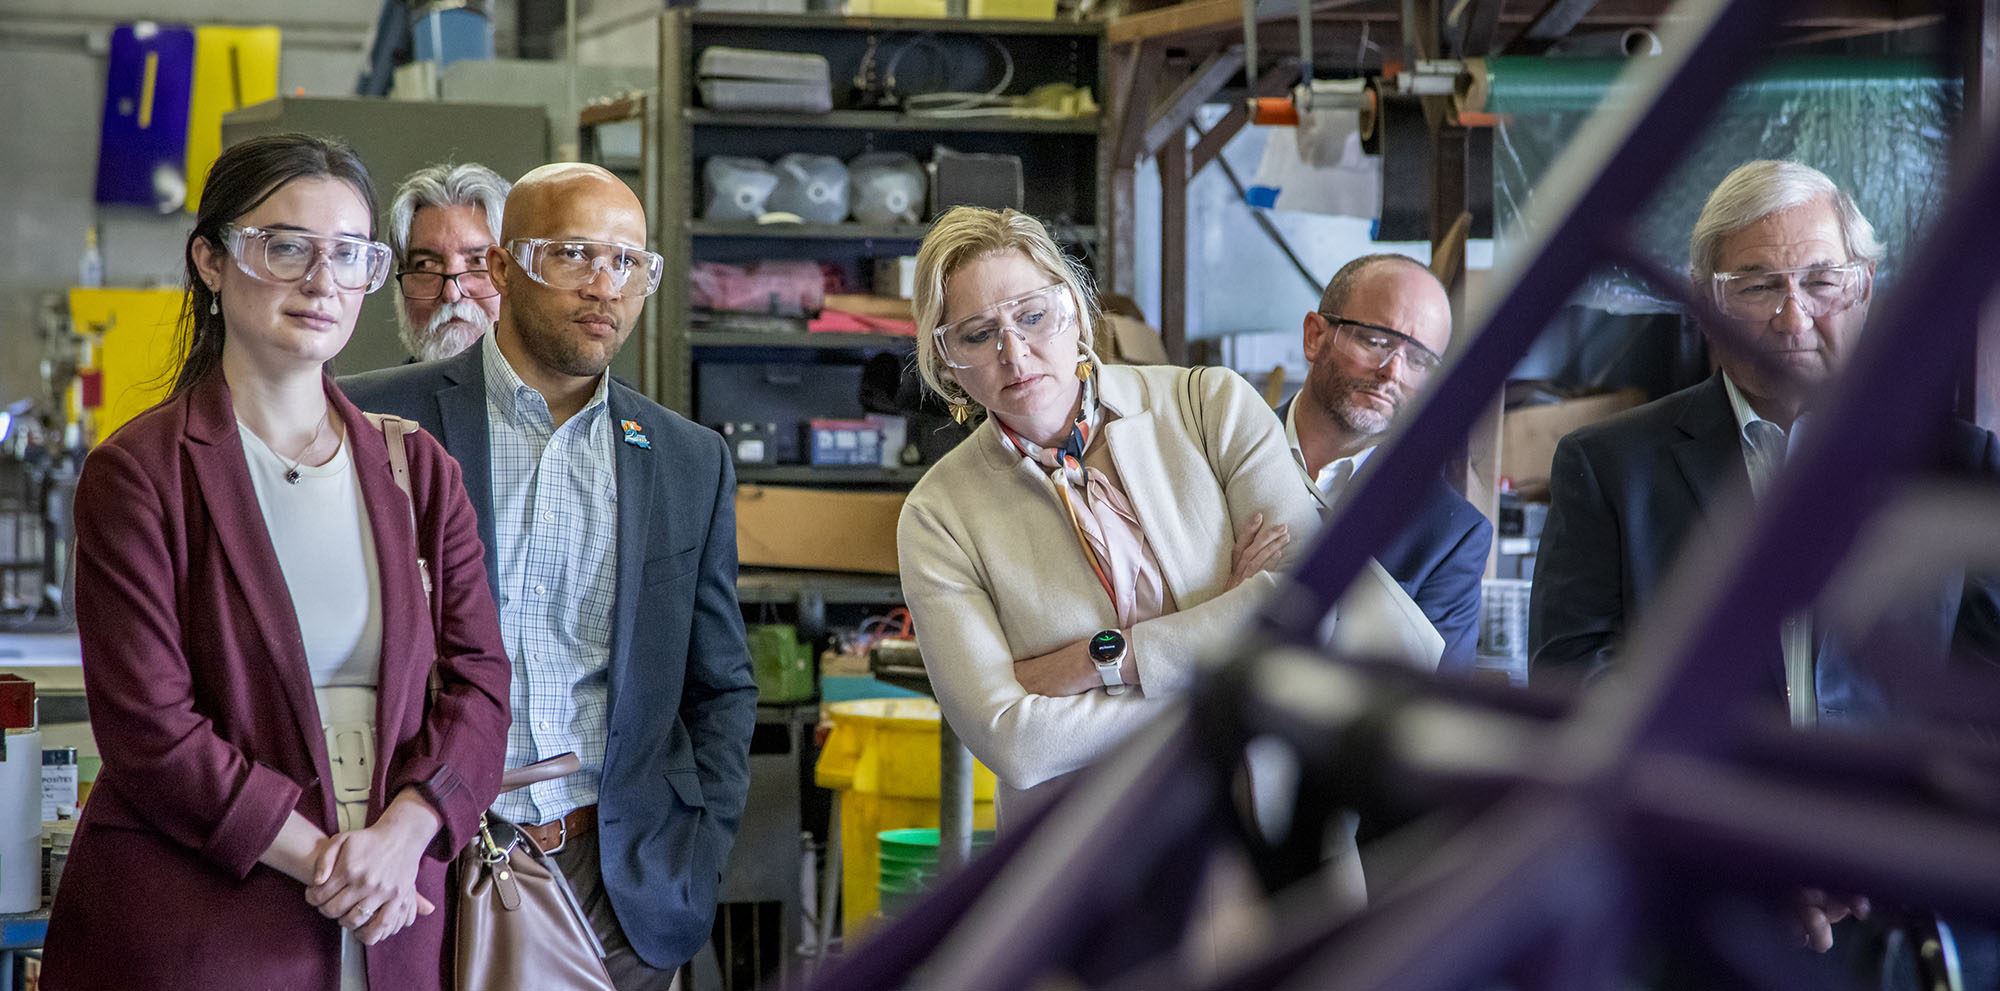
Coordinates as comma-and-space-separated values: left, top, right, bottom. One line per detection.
736, 485, 905, 574
1499, 389, 1645, 496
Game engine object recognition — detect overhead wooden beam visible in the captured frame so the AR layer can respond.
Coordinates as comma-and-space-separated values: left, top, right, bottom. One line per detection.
1143, 47, 1247, 157
1190, 62, 1301, 175
1110, 40, 1168, 168
1109, 0, 1926, 48
1109, 0, 1381, 46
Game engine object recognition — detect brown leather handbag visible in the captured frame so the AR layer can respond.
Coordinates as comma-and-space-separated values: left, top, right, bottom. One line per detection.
367, 414, 616, 991
453, 754, 617, 991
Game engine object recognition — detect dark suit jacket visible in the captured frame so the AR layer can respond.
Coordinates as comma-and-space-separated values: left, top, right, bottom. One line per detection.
342, 345, 759, 970
42, 372, 511, 991
1529, 372, 2000, 725
1278, 398, 1493, 673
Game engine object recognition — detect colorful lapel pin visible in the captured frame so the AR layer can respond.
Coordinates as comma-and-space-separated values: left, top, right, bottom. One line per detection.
620, 419, 652, 449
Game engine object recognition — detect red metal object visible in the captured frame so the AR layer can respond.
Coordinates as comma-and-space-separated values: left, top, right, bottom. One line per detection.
0, 674, 34, 729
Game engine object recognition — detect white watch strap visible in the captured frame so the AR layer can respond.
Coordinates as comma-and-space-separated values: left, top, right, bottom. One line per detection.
1096, 656, 1126, 695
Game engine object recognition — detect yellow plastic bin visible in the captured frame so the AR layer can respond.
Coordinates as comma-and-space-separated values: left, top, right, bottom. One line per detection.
814, 698, 997, 939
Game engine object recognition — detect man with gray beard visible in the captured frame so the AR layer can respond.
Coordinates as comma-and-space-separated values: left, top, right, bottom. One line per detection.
389, 162, 510, 362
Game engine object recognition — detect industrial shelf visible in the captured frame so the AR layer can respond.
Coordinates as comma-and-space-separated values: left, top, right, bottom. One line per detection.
736, 465, 927, 485
690, 331, 914, 350
689, 219, 1100, 243
687, 11, 1099, 36
687, 108, 1099, 134
736, 567, 906, 606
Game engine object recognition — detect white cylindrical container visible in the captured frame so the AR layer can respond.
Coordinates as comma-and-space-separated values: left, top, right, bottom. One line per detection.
0, 728, 43, 912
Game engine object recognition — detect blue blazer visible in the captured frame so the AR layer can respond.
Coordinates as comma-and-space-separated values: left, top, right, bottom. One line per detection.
1278, 398, 1493, 673
342, 345, 759, 970
1529, 373, 2000, 725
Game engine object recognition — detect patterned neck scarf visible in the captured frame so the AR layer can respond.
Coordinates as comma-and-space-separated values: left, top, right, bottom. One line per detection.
995, 364, 1167, 628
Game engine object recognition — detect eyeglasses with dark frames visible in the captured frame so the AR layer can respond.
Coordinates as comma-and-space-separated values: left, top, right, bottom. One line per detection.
396, 269, 498, 300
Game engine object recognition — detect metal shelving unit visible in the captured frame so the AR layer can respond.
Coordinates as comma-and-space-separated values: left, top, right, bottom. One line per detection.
687, 108, 1099, 134
689, 331, 915, 350
735, 465, 926, 485
653, 11, 1107, 420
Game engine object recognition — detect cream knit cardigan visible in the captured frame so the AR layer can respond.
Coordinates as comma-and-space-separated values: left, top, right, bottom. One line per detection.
898, 363, 1441, 824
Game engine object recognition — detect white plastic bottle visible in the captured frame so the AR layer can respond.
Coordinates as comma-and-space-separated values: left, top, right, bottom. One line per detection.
78, 226, 102, 288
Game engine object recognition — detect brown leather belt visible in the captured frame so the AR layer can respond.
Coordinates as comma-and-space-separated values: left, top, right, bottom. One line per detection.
521, 804, 596, 854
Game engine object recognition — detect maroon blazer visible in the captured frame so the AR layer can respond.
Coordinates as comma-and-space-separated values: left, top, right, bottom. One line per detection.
42, 370, 512, 991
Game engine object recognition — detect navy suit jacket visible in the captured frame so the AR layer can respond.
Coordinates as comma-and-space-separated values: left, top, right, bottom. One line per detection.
342, 345, 759, 970
1278, 398, 1493, 673
1530, 372, 2000, 725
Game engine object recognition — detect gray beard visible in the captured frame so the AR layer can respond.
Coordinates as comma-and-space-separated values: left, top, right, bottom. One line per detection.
397, 299, 492, 362
1313, 376, 1395, 439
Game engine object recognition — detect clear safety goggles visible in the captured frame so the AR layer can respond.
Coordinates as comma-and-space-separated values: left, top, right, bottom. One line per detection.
1318, 314, 1445, 377
507, 237, 664, 297
933, 284, 1078, 369
1710, 262, 1869, 321
223, 224, 393, 293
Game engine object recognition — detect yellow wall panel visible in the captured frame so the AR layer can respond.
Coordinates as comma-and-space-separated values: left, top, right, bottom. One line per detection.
67, 288, 184, 445
185, 26, 281, 213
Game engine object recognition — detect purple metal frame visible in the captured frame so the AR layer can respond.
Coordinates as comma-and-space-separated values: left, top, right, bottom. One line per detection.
806, 0, 2000, 987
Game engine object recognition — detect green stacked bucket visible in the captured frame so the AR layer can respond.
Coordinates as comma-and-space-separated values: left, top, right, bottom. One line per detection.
875, 827, 996, 918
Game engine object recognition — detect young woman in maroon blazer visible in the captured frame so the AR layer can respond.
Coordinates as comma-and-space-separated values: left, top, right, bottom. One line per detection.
40, 134, 512, 991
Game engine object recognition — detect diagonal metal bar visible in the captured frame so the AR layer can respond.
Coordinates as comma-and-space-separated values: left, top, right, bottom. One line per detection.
913, 713, 1227, 990
1191, 117, 1325, 295
1143, 46, 1247, 158
1267, 0, 1791, 643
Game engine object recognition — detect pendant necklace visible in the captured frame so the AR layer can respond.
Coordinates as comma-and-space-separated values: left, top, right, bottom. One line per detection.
280, 411, 329, 485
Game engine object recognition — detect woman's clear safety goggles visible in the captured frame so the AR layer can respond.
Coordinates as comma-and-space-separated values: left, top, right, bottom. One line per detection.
507, 237, 665, 297
223, 224, 393, 293
934, 283, 1078, 369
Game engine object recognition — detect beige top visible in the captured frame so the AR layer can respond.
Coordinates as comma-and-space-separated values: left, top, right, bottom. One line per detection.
898, 364, 1441, 820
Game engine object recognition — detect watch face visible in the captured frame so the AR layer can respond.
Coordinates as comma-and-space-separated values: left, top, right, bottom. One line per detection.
1089, 630, 1124, 662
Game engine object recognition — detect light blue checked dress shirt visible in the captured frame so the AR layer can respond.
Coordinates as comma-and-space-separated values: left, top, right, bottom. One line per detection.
480, 332, 620, 825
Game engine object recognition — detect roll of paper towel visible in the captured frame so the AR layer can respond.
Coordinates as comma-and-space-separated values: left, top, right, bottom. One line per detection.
0, 728, 43, 912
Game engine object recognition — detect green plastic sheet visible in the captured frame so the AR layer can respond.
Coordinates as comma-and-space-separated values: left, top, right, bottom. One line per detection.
1490, 56, 1957, 313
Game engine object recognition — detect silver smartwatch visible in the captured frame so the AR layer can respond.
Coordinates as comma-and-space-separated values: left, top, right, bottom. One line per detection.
1088, 629, 1127, 696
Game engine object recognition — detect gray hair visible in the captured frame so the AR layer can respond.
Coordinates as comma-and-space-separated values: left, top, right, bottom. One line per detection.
387, 162, 510, 265
1689, 160, 1883, 284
